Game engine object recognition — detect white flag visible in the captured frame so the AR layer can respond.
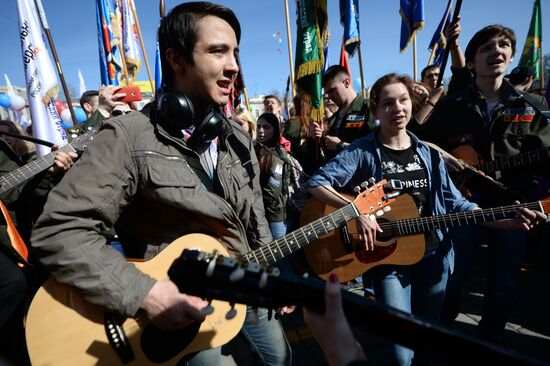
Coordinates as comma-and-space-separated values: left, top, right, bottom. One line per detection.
119, 0, 141, 80
16, 0, 66, 156
78, 69, 87, 97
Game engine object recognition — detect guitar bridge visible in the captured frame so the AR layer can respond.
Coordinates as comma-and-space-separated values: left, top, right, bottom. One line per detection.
104, 312, 135, 363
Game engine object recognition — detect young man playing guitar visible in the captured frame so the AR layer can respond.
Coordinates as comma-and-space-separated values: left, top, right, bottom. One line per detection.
31, 2, 290, 365
424, 25, 550, 343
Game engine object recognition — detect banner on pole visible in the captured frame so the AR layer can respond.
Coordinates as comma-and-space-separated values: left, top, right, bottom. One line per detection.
16, 0, 66, 156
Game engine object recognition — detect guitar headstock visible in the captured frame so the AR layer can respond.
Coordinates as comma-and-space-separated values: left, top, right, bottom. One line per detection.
352, 178, 396, 217
168, 249, 327, 312
70, 128, 98, 152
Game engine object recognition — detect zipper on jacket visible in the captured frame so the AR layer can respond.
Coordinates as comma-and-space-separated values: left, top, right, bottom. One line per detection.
142, 150, 185, 161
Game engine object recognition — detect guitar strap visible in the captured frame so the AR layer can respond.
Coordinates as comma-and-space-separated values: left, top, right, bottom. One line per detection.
519, 92, 550, 121
0, 200, 28, 267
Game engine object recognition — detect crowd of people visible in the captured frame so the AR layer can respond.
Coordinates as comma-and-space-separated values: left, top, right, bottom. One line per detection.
0, 1, 549, 366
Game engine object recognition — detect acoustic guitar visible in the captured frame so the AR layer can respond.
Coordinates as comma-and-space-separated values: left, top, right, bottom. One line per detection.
0, 128, 98, 194
26, 179, 395, 365
302, 190, 550, 283
450, 144, 550, 199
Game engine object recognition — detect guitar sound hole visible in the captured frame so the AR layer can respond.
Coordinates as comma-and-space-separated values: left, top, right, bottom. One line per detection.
141, 321, 201, 363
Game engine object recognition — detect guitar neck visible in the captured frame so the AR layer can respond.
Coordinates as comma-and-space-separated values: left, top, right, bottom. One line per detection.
244, 204, 359, 265
479, 147, 550, 174
0, 144, 76, 194
392, 201, 545, 236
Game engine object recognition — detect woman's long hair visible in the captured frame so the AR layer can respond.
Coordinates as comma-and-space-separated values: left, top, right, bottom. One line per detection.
254, 112, 281, 178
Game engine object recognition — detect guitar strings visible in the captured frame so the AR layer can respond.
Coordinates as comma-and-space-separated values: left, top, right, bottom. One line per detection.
375, 202, 545, 231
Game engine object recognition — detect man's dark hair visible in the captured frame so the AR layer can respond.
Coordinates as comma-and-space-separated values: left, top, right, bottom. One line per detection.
158, 2, 241, 88
79, 90, 98, 109
465, 24, 516, 64
420, 65, 439, 81
322, 65, 350, 87
263, 95, 281, 106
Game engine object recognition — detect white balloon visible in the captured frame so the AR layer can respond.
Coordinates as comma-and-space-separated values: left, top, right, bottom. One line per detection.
10, 96, 26, 111
61, 108, 72, 123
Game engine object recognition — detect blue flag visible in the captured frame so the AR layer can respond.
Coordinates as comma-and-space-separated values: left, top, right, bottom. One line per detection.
154, 40, 162, 92
428, 0, 452, 67
96, 0, 123, 85
399, 0, 424, 52
339, 0, 360, 57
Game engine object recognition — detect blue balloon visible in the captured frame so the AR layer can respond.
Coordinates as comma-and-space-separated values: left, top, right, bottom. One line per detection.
74, 108, 87, 123
0, 94, 11, 109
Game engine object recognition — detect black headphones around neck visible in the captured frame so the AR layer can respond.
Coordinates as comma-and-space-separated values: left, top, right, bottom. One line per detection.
154, 89, 226, 144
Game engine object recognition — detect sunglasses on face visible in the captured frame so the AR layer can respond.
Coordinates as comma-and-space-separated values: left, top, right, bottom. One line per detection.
111, 110, 132, 116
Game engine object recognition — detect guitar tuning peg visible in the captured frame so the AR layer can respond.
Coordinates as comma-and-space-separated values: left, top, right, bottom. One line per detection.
368, 177, 376, 186
383, 206, 392, 212
360, 181, 369, 189
226, 303, 237, 320
353, 186, 361, 193
376, 210, 384, 217
259, 270, 268, 289
201, 300, 215, 316
229, 266, 245, 282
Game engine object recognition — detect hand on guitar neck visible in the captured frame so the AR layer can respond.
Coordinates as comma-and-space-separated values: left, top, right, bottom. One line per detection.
48, 145, 78, 174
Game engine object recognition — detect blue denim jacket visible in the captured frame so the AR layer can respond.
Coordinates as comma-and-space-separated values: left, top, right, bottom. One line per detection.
308, 131, 477, 269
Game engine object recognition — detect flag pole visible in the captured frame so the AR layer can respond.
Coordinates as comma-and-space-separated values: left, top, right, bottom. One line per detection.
118, 42, 132, 86
413, 36, 418, 82
160, 0, 165, 17
436, 0, 463, 88
34, 0, 77, 127
284, 0, 296, 97
427, 47, 436, 66
357, 43, 367, 98
130, 0, 155, 95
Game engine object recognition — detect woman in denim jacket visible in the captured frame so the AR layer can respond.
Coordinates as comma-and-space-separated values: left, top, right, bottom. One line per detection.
308, 73, 544, 366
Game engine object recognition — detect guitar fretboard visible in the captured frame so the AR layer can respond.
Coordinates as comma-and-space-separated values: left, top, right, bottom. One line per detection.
478, 147, 550, 174
0, 143, 77, 194
243, 204, 359, 265
389, 201, 545, 236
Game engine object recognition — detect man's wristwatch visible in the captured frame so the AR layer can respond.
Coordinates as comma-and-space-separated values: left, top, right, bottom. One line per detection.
337, 141, 344, 151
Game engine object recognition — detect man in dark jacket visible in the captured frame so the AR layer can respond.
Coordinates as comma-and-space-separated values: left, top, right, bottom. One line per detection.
425, 24, 550, 343
309, 65, 376, 167
0, 135, 76, 364
31, 3, 290, 365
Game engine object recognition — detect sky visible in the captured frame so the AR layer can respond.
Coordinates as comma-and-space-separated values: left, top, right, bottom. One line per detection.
0, 0, 547, 100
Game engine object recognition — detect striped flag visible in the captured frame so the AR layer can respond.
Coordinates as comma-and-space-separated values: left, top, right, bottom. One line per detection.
16, 0, 66, 156
399, 0, 424, 52
428, 0, 452, 67
339, 0, 360, 57
96, 0, 123, 85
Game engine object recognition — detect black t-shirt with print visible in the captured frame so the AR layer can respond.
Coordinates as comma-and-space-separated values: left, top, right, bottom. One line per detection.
380, 143, 439, 252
